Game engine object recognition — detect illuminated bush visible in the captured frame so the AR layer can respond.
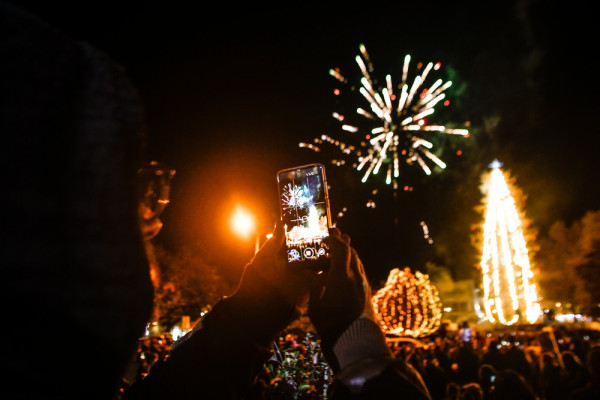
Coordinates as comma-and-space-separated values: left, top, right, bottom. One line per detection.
372, 267, 442, 337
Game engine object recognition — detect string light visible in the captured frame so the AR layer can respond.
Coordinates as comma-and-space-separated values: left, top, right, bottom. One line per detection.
479, 160, 542, 325
372, 267, 442, 337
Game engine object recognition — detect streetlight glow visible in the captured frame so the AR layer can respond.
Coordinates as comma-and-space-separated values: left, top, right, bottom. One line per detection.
231, 207, 255, 239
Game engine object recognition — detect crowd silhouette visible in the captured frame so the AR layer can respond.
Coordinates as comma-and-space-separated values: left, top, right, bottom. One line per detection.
121, 323, 600, 400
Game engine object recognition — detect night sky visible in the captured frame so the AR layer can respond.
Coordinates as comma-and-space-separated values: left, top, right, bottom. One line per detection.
12, 0, 599, 287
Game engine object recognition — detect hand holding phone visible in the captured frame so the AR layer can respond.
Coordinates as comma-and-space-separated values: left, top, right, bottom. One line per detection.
277, 163, 332, 270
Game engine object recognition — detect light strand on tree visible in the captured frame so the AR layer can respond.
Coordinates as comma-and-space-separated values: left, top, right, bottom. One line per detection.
480, 161, 541, 325
372, 267, 442, 337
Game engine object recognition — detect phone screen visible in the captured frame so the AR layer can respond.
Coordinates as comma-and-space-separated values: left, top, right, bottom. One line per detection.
277, 163, 331, 267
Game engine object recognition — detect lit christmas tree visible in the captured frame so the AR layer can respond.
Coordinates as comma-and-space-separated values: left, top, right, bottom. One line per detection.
372, 267, 442, 337
479, 160, 542, 325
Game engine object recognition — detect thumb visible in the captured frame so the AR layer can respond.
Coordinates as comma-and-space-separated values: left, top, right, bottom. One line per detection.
254, 221, 284, 258
309, 273, 326, 303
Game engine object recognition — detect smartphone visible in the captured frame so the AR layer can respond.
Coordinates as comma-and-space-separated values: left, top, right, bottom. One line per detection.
277, 163, 332, 270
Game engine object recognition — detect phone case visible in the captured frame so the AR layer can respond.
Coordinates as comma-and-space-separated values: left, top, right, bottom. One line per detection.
277, 163, 332, 268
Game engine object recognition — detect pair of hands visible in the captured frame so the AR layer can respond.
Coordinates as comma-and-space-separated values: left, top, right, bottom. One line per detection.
242, 222, 376, 342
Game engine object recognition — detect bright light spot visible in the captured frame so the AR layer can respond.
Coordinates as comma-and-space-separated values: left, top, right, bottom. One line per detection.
555, 313, 589, 323
171, 326, 183, 341
231, 207, 255, 238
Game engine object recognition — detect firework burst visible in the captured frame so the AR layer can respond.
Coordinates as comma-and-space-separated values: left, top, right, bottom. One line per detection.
281, 182, 311, 211
300, 43, 469, 189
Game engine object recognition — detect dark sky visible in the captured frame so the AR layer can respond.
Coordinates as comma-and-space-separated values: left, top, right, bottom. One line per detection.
13, 0, 599, 286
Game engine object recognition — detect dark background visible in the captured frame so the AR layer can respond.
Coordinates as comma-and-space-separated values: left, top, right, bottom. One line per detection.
11, 0, 599, 287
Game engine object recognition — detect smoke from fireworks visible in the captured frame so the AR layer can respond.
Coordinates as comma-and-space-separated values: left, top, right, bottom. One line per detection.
300, 43, 469, 189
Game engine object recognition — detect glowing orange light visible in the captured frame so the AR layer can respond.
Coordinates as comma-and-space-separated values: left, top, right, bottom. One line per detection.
231, 207, 255, 239
334, 88, 340, 95
444, 100, 450, 106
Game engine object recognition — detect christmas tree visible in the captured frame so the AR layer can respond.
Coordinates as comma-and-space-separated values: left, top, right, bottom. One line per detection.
478, 160, 541, 325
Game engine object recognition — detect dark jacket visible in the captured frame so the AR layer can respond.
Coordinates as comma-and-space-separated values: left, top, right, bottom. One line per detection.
125, 286, 431, 399
1, 2, 152, 398
2, 2, 432, 398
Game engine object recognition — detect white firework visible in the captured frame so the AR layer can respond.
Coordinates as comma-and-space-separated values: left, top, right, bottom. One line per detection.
281, 183, 311, 210
301, 43, 469, 188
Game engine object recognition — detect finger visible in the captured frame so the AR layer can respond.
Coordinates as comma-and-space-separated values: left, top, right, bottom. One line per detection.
349, 248, 370, 291
352, 248, 367, 278
273, 219, 284, 239
325, 231, 352, 283
309, 274, 325, 297
329, 227, 350, 245
340, 233, 351, 245
348, 248, 365, 272
256, 221, 285, 256
308, 274, 327, 308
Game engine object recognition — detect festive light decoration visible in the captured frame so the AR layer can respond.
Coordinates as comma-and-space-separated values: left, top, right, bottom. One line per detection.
420, 221, 433, 244
300, 43, 469, 189
479, 160, 542, 325
372, 267, 442, 337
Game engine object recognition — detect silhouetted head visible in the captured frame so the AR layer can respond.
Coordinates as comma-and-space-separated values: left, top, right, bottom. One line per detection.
460, 383, 484, 400
490, 369, 536, 400
587, 347, 600, 381
478, 363, 496, 383
446, 382, 461, 400
562, 350, 583, 371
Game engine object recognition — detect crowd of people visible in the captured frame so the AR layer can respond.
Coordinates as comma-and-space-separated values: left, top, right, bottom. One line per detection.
121, 322, 600, 400
393, 324, 600, 400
